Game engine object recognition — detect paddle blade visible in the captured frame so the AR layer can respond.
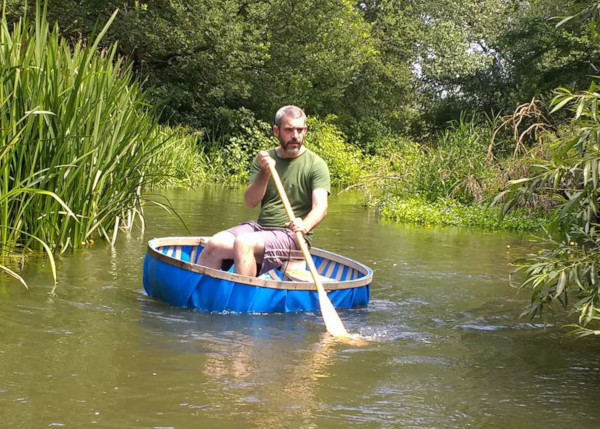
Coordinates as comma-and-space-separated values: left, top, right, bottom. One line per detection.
318, 288, 350, 338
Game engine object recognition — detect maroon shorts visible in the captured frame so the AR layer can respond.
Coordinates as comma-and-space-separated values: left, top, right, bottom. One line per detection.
227, 221, 303, 274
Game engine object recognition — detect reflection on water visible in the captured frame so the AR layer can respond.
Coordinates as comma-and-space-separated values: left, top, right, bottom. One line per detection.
1, 186, 600, 428
136, 297, 349, 428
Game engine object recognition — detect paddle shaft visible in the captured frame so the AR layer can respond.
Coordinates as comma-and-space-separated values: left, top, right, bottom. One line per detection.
266, 161, 349, 337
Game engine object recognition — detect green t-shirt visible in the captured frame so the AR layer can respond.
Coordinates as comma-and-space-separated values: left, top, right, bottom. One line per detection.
249, 148, 330, 245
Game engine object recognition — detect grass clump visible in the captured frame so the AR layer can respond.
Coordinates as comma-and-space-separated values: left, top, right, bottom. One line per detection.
379, 196, 543, 231
0, 1, 183, 284
148, 126, 207, 189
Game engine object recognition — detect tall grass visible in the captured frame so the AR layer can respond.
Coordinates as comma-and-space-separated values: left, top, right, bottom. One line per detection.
0, 1, 168, 270
360, 114, 546, 230
148, 126, 208, 189
388, 115, 499, 204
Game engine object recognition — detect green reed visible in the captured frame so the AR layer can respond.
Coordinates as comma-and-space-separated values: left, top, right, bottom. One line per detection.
1, 0, 167, 274
148, 126, 208, 189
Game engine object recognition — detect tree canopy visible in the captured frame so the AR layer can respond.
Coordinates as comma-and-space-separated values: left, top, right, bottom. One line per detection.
5, 0, 600, 141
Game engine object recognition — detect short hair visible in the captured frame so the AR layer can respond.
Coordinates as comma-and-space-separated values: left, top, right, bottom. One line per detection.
274, 105, 306, 127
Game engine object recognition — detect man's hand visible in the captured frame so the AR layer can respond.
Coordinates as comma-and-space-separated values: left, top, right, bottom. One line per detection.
257, 151, 276, 173
286, 217, 308, 235
245, 152, 275, 209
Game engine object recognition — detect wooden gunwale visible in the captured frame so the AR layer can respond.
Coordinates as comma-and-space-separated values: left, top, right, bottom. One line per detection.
147, 236, 372, 292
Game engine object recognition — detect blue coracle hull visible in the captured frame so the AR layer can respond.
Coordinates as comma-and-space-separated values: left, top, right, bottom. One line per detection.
142, 241, 371, 314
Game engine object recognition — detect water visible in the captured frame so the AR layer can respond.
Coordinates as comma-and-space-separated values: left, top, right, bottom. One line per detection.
1, 186, 600, 428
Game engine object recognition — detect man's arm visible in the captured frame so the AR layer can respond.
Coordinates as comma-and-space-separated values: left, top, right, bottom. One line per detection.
287, 188, 328, 234
244, 151, 275, 209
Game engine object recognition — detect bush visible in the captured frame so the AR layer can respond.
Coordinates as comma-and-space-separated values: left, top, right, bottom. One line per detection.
305, 117, 368, 187
203, 109, 274, 183
199, 114, 375, 188
387, 115, 499, 204
500, 83, 600, 335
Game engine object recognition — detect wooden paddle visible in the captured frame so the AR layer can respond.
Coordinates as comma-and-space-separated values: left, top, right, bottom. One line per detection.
266, 160, 350, 338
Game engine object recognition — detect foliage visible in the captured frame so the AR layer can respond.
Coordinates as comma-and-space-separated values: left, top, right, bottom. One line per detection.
147, 126, 207, 189
249, 0, 375, 121
500, 82, 600, 333
18, 0, 386, 141
373, 115, 501, 204
24, 0, 270, 131
408, 1, 511, 90
327, 0, 418, 142
198, 114, 377, 187
0, 1, 167, 261
496, 0, 600, 108
379, 196, 542, 231
201, 110, 274, 184
304, 118, 369, 188
0, 105, 69, 287
378, 0, 600, 131
395, 0, 521, 128
370, 114, 544, 231
4, 0, 600, 146
487, 98, 556, 159
364, 112, 554, 232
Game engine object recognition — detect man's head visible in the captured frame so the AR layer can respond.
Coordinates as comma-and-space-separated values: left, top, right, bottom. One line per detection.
273, 105, 307, 158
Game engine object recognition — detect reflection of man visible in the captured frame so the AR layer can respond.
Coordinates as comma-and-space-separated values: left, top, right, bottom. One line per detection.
198, 105, 330, 277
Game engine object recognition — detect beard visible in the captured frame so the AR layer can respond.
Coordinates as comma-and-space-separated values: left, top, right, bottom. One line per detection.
279, 138, 303, 156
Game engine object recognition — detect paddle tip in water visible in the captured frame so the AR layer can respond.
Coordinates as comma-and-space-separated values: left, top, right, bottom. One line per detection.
331, 332, 369, 347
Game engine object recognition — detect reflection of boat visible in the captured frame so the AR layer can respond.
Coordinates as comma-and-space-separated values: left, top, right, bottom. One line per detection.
143, 237, 372, 314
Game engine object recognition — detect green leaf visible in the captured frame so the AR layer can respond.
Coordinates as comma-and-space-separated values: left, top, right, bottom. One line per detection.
554, 15, 575, 28
555, 271, 567, 297
575, 100, 585, 119
0, 264, 28, 289
551, 96, 574, 113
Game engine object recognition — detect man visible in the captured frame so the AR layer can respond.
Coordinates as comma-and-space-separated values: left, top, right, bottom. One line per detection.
198, 105, 330, 277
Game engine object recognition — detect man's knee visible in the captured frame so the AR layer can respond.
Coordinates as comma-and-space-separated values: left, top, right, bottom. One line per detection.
233, 234, 264, 256
204, 232, 234, 254
233, 237, 252, 254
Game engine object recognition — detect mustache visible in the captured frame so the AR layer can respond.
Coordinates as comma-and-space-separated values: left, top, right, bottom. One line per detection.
282, 141, 301, 149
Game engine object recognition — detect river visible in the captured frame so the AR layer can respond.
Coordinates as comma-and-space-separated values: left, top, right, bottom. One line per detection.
1, 186, 599, 428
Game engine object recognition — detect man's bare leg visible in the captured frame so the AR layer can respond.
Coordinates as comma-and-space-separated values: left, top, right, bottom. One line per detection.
197, 231, 235, 269
233, 233, 265, 277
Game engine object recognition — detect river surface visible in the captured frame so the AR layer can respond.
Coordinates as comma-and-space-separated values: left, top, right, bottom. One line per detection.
1, 186, 600, 428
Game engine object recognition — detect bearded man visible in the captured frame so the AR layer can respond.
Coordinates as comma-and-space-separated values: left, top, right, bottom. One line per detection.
198, 105, 330, 277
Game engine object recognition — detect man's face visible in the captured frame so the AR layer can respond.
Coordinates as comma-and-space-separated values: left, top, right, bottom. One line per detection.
274, 116, 307, 157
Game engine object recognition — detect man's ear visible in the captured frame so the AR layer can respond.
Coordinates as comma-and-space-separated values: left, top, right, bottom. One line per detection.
273, 125, 280, 137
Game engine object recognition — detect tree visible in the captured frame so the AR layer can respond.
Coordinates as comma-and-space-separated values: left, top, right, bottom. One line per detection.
247, 0, 376, 122
345, 0, 419, 143
499, 2, 600, 336
497, 0, 600, 108
18, 0, 385, 137
12, 0, 270, 130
